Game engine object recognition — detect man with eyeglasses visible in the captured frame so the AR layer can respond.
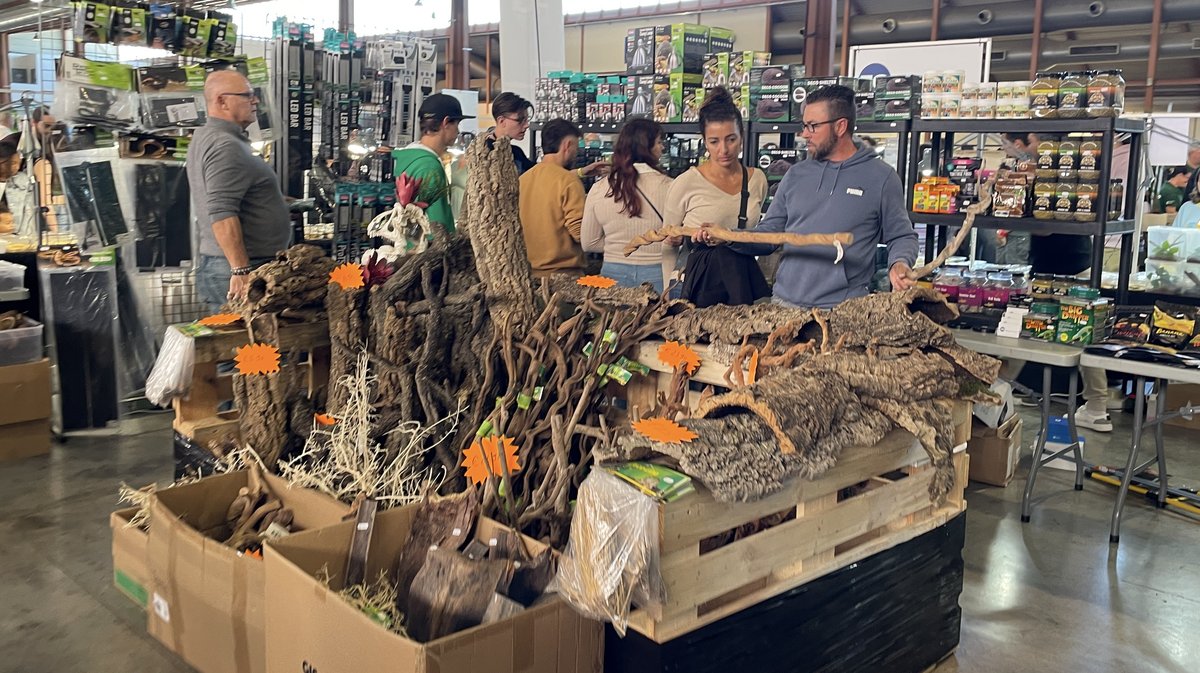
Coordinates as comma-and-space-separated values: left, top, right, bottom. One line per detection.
489, 91, 536, 176
726, 84, 917, 309
188, 69, 290, 312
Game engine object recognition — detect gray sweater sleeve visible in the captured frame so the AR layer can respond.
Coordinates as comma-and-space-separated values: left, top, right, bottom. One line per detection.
202, 139, 251, 224
880, 170, 918, 268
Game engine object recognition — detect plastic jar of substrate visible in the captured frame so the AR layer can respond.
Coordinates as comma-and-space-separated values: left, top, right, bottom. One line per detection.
1033, 182, 1056, 220
1036, 139, 1059, 171
1057, 71, 1089, 118
1086, 69, 1125, 118
1057, 139, 1079, 171
1077, 138, 1102, 181
1031, 71, 1062, 118
1108, 179, 1124, 219
958, 269, 987, 313
1074, 183, 1099, 223
1031, 273, 1056, 299
983, 270, 1014, 312
933, 265, 965, 303
1053, 183, 1077, 221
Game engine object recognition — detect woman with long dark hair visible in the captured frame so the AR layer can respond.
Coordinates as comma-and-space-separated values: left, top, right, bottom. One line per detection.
667, 87, 769, 307
581, 118, 674, 291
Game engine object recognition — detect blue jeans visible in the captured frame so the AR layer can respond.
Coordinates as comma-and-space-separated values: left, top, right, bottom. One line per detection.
601, 261, 663, 293
195, 254, 272, 314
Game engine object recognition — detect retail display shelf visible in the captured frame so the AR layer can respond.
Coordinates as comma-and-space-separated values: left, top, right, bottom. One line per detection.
911, 117, 1146, 134
909, 212, 1137, 235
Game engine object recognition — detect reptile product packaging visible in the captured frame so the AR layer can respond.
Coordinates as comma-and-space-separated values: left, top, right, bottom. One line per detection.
54, 56, 139, 130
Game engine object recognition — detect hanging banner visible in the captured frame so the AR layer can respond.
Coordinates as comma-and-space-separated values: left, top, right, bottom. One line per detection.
849, 38, 991, 83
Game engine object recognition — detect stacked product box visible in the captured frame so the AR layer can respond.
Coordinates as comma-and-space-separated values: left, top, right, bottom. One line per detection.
874, 74, 921, 121
537, 71, 625, 124
757, 146, 802, 209
625, 26, 656, 75
790, 75, 864, 120
750, 64, 791, 122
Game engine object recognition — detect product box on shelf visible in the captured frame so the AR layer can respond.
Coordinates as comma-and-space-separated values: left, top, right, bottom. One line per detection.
146, 471, 350, 673
790, 75, 840, 119
729, 50, 770, 89
875, 75, 921, 100
703, 52, 731, 89
652, 25, 672, 75
652, 76, 673, 122
874, 96, 918, 121
626, 74, 662, 117
757, 148, 802, 181
749, 64, 790, 92
855, 92, 876, 120
668, 23, 709, 76
708, 26, 735, 53
752, 90, 790, 122
625, 26, 656, 75
264, 505, 603, 673
667, 73, 703, 123
734, 84, 751, 119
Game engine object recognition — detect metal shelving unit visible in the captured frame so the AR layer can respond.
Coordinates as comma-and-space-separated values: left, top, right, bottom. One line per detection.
907, 116, 1146, 303
749, 119, 913, 185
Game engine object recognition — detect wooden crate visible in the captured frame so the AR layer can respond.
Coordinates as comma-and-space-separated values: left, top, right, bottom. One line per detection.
172, 320, 330, 447
621, 339, 972, 643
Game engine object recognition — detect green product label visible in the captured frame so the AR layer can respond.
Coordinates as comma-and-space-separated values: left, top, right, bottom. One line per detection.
1059, 85, 1085, 110
114, 569, 149, 607
62, 55, 136, 90
1030, 86, 1057, 110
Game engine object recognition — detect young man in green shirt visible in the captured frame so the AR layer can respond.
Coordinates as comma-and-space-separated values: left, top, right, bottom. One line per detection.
1158, 166, 1193, 214
392, 93, 473, 232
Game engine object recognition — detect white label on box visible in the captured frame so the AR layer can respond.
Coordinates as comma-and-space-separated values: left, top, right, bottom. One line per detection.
152, 592, 170, 623
996, 307, 1028, 339
166, 102, 199, 123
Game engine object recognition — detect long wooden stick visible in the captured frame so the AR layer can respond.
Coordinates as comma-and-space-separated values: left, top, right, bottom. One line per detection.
907, 178, 996, 280
622, 226, 854, 257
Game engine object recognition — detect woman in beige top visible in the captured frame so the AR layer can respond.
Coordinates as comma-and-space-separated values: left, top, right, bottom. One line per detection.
666, 87, 769, 306
582, 118, 674, 291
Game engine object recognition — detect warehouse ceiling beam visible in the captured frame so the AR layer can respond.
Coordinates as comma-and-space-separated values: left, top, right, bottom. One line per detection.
805, 0, 835, 76
1145, 0, 1163, 110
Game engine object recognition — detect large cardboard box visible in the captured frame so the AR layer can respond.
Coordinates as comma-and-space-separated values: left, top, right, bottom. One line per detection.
966, 415, 1022, 487
0, 417, 51, 461
0, 358, 51, 426
111, 507, 151, 610
1164, 383, 1200, 431
265, 505, 603, 673
147, 471, 350, 673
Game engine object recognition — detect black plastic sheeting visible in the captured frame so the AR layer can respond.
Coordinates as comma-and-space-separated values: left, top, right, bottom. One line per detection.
606, 511, 966, 673
173, 431, 219, 481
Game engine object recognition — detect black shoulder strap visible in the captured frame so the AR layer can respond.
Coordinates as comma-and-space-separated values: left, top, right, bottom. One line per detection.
635, 184, 664, 222
737, 166, 750, 229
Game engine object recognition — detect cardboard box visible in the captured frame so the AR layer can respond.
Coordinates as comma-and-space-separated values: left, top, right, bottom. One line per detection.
735, 84, 751, 118
265, 505, 603, 673
750, 64, 790, 92
729, 51, 770, 90
652, 25, 672, 76
624, 26, 655, 75
625, 74, 659, 117
874, 96, 918, 121
702, 52, 730, 90
669, 73, 702, 123
0, 358, 51, 426
751, 90, 790, 122
667, 23, 708, 75
757, 147, 801, 181
707, 26, 735, 53
0, 417, 50, 462
147, 471, 350, 673
966, 415, 1022, 487
790, 75, 840, 120
1164, 383, 1200, 431
112, 507, 151, 610
875, 74, 921, 100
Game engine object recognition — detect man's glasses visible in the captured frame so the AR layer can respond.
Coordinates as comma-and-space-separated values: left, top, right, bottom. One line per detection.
222, 91, 257, 100
800, 117, 845, 133
501, 114, 530, 125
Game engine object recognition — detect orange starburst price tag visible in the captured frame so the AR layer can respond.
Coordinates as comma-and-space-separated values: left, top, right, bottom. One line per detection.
657, 341, 701, 375
234, 343, 281, 375
197, 313, 242, 327
632, 417, 699, 444
461, 435, 522, 486
329, 262, 365, 290
577, 275, 617, 289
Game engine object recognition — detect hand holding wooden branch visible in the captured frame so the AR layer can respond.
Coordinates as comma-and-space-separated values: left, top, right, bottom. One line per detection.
623, 226, 854, 258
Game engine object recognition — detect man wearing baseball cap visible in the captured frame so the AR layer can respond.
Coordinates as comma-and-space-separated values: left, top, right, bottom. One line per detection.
392, 93, 474, 232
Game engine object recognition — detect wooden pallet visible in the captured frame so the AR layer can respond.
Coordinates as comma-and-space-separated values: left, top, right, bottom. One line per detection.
171, 320, 330, 447
621, 339, 972, 643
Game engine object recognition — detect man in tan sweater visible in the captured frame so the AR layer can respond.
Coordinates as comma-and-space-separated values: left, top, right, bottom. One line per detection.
518, 119, 589, 277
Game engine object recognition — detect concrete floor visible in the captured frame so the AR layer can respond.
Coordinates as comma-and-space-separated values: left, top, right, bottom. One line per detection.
1, 405, 1198, 673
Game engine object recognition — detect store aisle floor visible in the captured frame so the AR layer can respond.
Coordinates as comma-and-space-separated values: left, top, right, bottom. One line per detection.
1, 406, 1198, 673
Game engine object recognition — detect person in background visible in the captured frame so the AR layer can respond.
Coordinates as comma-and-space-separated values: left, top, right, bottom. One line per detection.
518, 119, 588, 278
715, 84, 916, 309
189, 70, 291, 312
666, 87, 769, 307
1157, 166, 1193, 214
391, 93, 472, 233
992, 131, 1043, 265
581, 118, 674, 292
1189, 146, 1200, 172
489, 91, 536, 176
1172, 178, 1200, 229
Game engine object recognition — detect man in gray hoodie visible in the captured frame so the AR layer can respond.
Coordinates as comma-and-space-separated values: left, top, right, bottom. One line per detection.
722, 84, 918, 309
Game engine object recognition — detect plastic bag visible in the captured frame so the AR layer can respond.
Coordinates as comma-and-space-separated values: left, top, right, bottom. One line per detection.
145, 325, 195, 407
551, 468, 666, 636
55, 56, 139, 131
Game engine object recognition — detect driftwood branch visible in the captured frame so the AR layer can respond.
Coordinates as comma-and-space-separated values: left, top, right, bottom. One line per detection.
908, 179, 996, 280
622, 226, 854, 257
